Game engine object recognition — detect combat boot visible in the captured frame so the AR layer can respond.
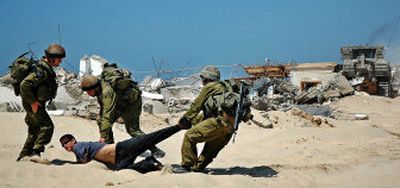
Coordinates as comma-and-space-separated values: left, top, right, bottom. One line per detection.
172, 164, 192, 174
16, 150, 40, 161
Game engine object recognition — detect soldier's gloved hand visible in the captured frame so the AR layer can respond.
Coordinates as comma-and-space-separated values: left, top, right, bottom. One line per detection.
178, 117, 192, 129
31, 101, 41, 113
99, 137, 106, 143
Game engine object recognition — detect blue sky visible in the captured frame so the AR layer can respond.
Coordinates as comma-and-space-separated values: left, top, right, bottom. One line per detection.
1, 0, 399, 81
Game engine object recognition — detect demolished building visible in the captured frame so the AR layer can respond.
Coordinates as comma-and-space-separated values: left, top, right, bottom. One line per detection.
289, 62, 338, 91
79, 55, 106, 77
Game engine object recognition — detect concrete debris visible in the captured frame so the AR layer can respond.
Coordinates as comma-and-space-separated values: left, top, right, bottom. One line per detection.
250, 113, 273, 128
51, 86, 80, 110
295, 105, 332, 117
254, 77, 299, 97
142, 100, 168, 114
74, 101, 99, 120
288, 108, 334, 127
147, 82, 200, 113
0, 74, 14, 86
251, 77, 298, 111
354, 91, 370, 96
47, 110, 64, 116
252, 73, 354, 112
354, 114, 368, 120
349, 77, 365, 86
55, 67, 77, 84
139, 75, 201, 114
295, 74, 354, 104
323, 74, 355, 98
0, 101, 23, 112
142, 91, 164, 100
169, 75, 202, 87
140, 76, 166, 92
0, 86, 23, 112
251, 94, 293, 111
167, 99, 191, 113
294, 84, 324, 104
161, 86, 200, 103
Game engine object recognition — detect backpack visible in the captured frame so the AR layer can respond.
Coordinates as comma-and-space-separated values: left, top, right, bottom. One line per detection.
101, 63, 135, 91
9, 52, 38, 96
204, 79, 251, 119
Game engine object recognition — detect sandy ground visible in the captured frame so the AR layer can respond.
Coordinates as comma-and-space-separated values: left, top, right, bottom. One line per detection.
1, 94, 400, 188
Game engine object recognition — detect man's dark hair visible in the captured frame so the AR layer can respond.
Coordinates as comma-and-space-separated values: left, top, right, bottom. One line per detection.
59, 134, 76, 147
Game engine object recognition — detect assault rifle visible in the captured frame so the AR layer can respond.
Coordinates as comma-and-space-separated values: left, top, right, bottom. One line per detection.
232, 81, 251, 143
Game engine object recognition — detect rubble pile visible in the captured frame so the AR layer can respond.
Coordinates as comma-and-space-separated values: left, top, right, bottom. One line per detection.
251, 73, 355, 112
295, 74, 354, 104
140, 75, 201, 114
53, 68, 98, 117
0, 74, 14, 87
251, 77, 298, 111
249, 73, 354, 129
0, 67, 97, 116
251, 94, 293, 111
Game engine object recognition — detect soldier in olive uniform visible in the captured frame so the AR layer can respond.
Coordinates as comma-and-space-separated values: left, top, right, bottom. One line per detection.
17, 44, 66, 161
80, 75, 165, 157
174, 66, 235, 173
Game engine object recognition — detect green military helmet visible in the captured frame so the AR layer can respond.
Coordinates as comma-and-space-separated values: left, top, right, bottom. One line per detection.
80, 75, 100, 91
45, 43, 66, 58
200, 66, 220, 81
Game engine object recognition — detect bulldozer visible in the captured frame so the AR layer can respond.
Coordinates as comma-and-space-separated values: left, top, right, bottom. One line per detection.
341, 45, 392, 97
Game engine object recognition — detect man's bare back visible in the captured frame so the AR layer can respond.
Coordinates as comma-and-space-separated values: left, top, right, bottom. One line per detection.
94, 144, 116, 164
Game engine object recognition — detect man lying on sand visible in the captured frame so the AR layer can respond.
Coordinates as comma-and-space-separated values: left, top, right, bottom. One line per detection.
59, 124, 189, 173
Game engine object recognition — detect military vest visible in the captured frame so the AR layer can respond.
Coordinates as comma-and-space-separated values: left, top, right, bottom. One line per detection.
101, 63, 134, 91
35, 61, 58, 101
204, 79, 251, 118
203, 82, 226, 118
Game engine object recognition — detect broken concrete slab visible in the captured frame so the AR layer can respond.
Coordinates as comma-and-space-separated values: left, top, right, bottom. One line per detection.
325, 74, 354, 96
253, 77, 299, 97
294, 85, 323, 104
167, 75, 202, 88
295, 74, 354, 104
295, 105, 332, 117
354, 114, 368, 120
0, 101, 23, 112
52, 86, 80, 110
142, 100, 168, 114
160, 86, 200, 102
251, 116, 273, 128
142, 91, 164, 100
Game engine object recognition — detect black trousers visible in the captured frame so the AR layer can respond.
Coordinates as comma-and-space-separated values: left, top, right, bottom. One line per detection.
114, 125, 180, 173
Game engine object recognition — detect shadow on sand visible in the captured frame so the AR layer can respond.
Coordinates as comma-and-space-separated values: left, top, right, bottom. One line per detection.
50, 159, 79, 165
206, 165, 278, 178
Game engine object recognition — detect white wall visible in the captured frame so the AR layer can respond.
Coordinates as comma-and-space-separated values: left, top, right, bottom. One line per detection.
290, 70, 337, 88
79, 55, 106, 77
